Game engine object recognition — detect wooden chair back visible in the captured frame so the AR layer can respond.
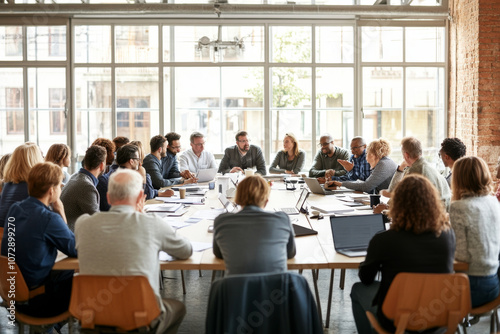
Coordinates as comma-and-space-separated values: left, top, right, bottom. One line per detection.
382, 272, 471, 334
69, 275, 161, 331
0, 255, 40, 302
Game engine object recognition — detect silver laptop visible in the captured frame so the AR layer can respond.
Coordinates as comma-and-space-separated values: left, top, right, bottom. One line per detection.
274, 188, 309, 215
196, 168, 218, 183
218, 193, 237, 213
304, 177, 338, 195
330, 214, 386, 257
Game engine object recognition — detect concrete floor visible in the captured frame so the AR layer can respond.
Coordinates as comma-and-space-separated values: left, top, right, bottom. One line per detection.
0, 268, 492, 334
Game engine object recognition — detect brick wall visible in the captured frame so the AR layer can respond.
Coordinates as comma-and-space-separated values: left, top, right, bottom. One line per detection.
449, 0, 500, 172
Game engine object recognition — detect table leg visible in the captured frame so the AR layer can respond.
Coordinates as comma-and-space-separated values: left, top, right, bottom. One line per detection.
339, 268, 346, 290
181, 270, 186, 295
311, 269, 324, 327
325, 269, 335, 328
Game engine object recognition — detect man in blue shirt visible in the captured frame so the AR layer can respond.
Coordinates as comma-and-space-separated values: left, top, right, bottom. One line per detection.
1, 162, 77, 318
332, 136, 371, 182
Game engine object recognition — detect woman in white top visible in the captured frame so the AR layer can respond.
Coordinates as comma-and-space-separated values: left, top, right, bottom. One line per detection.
450, 156, 500, 307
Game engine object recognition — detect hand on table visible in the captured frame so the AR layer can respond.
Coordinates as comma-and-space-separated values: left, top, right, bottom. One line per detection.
317, 177, 326, 184
324, 169, 335, 179
230, 167, 243, 173
325, 181, 341, 189
373, 203, 389, 214
180, 170, 195, 179
158, 189, 174, 197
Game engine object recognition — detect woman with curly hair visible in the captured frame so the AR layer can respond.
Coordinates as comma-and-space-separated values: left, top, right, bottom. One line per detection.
45, 143, 71, 184
92, 137, 116, 173
326, 138, 397, 194
450, 156, 500, 307
350, 174, 455, 333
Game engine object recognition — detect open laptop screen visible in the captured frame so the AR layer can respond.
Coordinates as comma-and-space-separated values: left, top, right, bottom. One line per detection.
330, 214, 386, 250
295, 188, 309, 211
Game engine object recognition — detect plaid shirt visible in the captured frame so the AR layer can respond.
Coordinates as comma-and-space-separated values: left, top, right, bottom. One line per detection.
332, 150, 371, 182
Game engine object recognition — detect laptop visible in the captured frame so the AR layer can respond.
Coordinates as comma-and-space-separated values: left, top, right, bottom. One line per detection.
196, 168, 218, 183
274, 188, 309, 215
292, 224, 318, 237
304, 177, 338, 195
218, 193, 238, 213
330, 214, 386, 257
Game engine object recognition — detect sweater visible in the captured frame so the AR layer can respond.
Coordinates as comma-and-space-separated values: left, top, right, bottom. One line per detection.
309, 147, 350, 177
269, 150, 306, 174
341, 156, 397, 193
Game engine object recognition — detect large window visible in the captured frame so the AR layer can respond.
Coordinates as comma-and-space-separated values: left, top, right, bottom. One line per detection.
0, 21, 446, 172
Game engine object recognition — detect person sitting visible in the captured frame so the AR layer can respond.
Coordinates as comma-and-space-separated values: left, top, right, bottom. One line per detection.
92, 138, 116, 174
179, 132, 217, 174
332, 136, 371, 182
379, 136, 451, 211
1, 162, 77, 318
218, 130, 267, 175
0, 153, 12, 194
75, 169, 192, 334
350, 175, 455, 333
97, 144, 173, 211
309, 134, 349, 183
269, 133, 305, 175
439, 137, 466, 186
326, 138, 397, 194
213, 175, 296, 275
143, 135, 196, 189
450, 156, 500, 308
0, 143, 43, 228
45, 143, 72, 184
60, 145, 107, 231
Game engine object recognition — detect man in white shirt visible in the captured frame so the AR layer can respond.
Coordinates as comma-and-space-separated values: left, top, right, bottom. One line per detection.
179, 132, 217, 174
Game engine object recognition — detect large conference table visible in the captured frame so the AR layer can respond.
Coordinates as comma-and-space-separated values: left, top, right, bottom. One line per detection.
53, 178, 468, 327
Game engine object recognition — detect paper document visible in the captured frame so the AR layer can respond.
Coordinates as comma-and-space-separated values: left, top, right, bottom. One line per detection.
190, 209, 226, 220
190, 241, 212, 252
310, 204, 354, 214
155, 197, 205, 205
145, 203, 183, 212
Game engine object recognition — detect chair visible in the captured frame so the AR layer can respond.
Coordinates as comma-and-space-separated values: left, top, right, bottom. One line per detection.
69, 275, 161, 333
366, 273, 471, 334
0, 255, 72, 333
205, 272, 323, 334
462, 293, 500, 334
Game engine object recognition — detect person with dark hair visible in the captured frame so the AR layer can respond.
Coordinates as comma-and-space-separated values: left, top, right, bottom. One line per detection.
350, 175, 455, 333
60, 145, 106, 231
439, 137, 466, 186
45, 143, 72, 184
179, 132, 217, 174
213, 175, 295, 275
309, 133, 350, 183
92, 138, 116, 172
97, 144, 173, 211
1, 162, 77, 321
450, 156, 500, 308
112, 136, 129, 150
332, 136, 371, 182
218, 130, 267, 175
143, 134, 196, 189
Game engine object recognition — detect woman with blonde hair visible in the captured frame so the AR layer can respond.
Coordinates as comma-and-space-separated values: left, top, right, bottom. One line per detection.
0, 153, 12, 193
326, 138, 397, 193
351, 174, 455, 333
213, 175, 296, 275
0, 143, 44, 228
45, 143, 71, 184
269, 133, 305, 175
450, 156, 500, 307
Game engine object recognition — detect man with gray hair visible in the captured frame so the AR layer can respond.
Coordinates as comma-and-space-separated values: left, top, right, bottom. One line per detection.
332, 136, 371, 182
75, 169, 193, 334
179, 132, 217, 174
309, 133, 350, 182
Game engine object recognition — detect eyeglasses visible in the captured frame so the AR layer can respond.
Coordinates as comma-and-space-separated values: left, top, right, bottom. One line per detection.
170, 146, 181, 150
317, 142, 332, 148
131, 157, 140, 161
351, 145, 366, 150
193, 142, 206, 147
238, 140, 250, 144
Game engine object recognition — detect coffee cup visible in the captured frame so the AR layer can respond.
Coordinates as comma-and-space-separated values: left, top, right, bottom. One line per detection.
370, 194, 381, 207
179, 188, 186, 199
245, 169, 254, 177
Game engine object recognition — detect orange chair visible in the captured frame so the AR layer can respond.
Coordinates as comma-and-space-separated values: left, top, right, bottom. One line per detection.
0, 255, 73, 333
69, 275, 161, 333
366, 272, 471, 334
462, 293, 500, 334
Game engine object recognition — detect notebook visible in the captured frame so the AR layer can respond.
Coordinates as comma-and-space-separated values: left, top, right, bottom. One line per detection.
218, 193, 238, 213
274, 188, 309, 215
304, 177, 353, 195
196, 168, 218, 182
330, 214, 386, 257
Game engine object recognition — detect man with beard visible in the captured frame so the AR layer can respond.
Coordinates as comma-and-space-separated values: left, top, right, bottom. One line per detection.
61, 145, 107, 231
309, 133, 350, 183
144, 134, 196, 190
97, 144, 173, 211
218, 130, 267, 175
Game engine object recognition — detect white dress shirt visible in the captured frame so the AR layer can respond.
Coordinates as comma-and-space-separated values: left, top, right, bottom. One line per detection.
179, 148, 217, 173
